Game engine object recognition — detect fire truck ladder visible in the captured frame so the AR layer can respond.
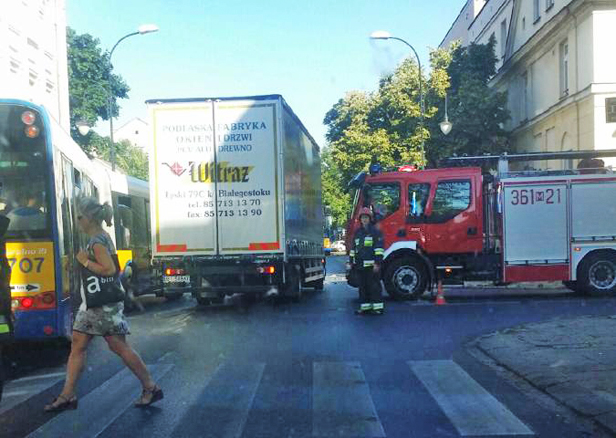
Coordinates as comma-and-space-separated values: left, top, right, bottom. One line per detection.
440, 149, 616, 176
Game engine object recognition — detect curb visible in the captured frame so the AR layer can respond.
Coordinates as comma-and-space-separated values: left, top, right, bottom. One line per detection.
472, 329, 616, 438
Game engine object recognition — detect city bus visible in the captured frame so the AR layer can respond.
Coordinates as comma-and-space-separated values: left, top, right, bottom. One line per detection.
0, 99, 152, 340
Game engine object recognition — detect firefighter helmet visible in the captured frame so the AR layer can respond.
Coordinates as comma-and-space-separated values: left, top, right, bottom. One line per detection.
359, 207, 373, 219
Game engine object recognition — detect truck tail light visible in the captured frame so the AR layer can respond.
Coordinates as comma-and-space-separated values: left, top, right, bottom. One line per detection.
257, 266, 276, 274
21, 297, 34, 308
165, 268, 185, 276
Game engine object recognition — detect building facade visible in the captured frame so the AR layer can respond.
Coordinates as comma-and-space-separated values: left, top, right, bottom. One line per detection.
114, 117, 149, 152
441, 0, 616, 169
0, 0, 70, 132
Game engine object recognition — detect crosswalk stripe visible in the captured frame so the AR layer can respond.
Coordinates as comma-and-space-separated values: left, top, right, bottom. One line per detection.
0, 373, 66, 415
170, 362, 265, 438
313, 361, 386, 437
27, 363, 173, 438
409, 360, 534, 436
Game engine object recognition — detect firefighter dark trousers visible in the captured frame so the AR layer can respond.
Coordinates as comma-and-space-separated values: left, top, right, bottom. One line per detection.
358, 267, 384, 313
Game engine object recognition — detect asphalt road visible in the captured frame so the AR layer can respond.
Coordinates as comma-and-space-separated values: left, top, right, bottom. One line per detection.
2, 255, 616, 438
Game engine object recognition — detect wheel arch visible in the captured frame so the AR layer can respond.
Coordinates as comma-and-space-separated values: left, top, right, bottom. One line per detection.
574, 248, 616, 280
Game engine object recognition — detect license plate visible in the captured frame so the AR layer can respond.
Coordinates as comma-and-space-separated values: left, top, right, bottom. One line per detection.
163, 275, 190, 283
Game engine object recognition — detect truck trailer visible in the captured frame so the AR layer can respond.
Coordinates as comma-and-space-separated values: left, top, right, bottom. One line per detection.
146, 95, 324, 304
346, 150, 616, 299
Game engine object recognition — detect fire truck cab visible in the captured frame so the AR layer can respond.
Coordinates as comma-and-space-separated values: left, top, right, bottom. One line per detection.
346, 151, 616, 299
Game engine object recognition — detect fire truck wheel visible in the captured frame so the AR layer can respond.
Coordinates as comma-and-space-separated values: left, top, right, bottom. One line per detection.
578, 252, 616, 295
384, 258, 428, 300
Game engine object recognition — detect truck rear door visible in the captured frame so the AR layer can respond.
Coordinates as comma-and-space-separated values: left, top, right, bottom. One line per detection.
150, 102, 217, 256
213, 99, 282, 255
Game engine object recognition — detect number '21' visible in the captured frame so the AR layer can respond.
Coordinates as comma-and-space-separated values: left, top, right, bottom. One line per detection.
511, 188, 561, 205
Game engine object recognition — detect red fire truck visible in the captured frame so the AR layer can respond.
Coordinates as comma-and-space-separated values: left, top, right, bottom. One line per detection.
346, 150, 616, 299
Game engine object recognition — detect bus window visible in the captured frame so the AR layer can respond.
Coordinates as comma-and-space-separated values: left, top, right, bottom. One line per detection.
0, 104, 51, 239
117, 204, 133, 250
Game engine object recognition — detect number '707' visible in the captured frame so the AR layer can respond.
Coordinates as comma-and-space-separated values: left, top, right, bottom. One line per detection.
7, 257, 45, 274
510, 188, 562, 205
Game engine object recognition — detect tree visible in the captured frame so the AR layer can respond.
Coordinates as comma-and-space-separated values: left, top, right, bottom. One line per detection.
67, 27, 148, 180
425, 35, 510, 166
88, 134, 149, 181
321, 37, 510, 225
66, 27, 129, 152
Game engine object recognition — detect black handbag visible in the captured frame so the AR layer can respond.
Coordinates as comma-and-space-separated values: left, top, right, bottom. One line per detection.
81, 254, 125, 309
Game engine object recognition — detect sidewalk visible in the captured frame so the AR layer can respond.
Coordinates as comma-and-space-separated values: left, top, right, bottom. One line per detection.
476, 315, 616, 435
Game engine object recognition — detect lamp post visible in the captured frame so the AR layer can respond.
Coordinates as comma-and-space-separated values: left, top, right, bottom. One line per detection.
107, 24, 158, 171
370, 30, 425, 167
75, 119, 91, 136
439, 93, 453, 135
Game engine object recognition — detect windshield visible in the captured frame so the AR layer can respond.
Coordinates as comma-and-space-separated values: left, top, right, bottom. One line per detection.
0, 104, 50, 239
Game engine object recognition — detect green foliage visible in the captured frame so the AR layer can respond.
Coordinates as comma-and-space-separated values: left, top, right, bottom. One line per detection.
425, 35, 510, 167
67, 27, 129, 152
67, 27, 148, 181
321, 149, 351, 228
89, 134, 149, 181
321, 36, 510, 222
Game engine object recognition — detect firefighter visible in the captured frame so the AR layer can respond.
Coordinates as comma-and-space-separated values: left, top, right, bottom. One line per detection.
349, 207, 384, 315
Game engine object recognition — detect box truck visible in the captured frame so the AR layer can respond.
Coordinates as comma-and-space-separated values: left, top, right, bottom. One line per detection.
147, 95, 324, 304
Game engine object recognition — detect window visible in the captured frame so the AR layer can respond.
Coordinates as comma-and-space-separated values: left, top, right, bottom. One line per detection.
430, 181, 471, 222
546, 0, 554, 11
560, 40, 569, 96
606, 98, 616, 123
408, 183, 430, 217
500, 20, 507, 58
533, 0, 540, 22
363, 183, 400, 221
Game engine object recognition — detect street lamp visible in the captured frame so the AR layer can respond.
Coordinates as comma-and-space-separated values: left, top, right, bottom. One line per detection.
439, 93, 453, 135
370, 30, 425, 167
107, 24, 159, 171
75, 119, 91, 136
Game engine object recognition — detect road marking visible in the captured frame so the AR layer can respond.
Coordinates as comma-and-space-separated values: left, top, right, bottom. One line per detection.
0, 372, 66, 415
172, 362, 265, 438
10, 371, 66, 383
313, 361, 386, 437
2, 390, 30, 397
27, 363, 173, 438
409, 360, 534, 436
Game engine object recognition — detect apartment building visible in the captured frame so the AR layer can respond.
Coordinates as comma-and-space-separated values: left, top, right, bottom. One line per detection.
441, 0, 616, 168
0, 0, 70, 132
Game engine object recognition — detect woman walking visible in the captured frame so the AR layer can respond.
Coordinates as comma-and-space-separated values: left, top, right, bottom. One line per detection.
44, 197, 162, 411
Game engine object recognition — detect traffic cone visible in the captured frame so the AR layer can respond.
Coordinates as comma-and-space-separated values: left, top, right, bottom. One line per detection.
435, 281, 447, 305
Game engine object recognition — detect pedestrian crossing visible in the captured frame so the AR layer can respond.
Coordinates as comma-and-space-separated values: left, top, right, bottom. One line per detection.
9, 358, 537, 438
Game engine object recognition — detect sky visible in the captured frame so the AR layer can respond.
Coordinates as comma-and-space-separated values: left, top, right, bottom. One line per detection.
66, 0, 464, 147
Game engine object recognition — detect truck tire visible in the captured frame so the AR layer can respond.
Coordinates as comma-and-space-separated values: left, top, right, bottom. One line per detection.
196, 296, 212, 306
313, 277, 324, 291
384, 257, 428, 300
166, 292, 184, 301
578, 252, 616, 295
285, 264, 302, 302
